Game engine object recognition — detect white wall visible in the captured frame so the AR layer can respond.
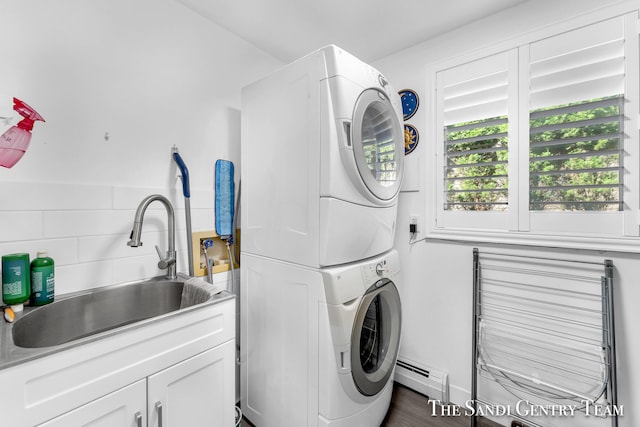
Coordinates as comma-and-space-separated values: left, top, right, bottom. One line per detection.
374, 0, 639, 426
0, 0, 282, 294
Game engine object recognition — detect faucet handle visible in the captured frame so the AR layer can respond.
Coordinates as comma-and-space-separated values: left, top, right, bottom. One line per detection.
155, 245, 176, 270
154, 245, 163, 260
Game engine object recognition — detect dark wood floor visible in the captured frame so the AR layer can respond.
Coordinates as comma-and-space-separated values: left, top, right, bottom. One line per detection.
382, 383, 500, 427
241, 382, 501, 427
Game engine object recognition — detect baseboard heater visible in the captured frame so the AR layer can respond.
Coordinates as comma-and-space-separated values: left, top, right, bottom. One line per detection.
395, 359, 449, 404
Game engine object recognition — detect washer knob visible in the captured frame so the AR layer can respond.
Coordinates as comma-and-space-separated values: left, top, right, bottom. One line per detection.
375, 262, 386, 276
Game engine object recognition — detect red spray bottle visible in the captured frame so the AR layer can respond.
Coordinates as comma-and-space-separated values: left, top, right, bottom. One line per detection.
0, 98, 45, 168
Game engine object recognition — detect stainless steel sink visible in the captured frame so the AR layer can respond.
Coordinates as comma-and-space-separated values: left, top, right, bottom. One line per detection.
12, 278, 211, 349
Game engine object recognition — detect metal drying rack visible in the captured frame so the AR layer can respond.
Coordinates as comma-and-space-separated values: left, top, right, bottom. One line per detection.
471, 249, 618, 427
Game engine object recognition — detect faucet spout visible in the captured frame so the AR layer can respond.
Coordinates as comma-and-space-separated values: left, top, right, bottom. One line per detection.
127, 194, 177, 280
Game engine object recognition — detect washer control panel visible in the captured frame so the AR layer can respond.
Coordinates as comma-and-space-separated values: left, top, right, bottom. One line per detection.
362, 251, 400, 285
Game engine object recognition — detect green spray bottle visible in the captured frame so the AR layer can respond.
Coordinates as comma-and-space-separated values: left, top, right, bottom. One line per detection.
2, 253, 31, 311
30, 251, 54, 305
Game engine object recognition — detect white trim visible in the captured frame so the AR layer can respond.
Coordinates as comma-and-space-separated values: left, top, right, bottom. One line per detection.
426, 66, 438, 232
434, 71, 445, 229
516, 45, 530, 232
530, 211, 623, 235
438, 211, 508, 231
426, 228, 640, 254
623, 12, 640, 235
507, 48, 521, 232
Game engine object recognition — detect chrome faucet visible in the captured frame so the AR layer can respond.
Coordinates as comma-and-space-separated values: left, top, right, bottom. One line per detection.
127, 194, 177, 280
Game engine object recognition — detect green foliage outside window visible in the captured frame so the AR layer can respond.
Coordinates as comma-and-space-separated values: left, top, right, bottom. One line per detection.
529, 96, 622, 211
444, 96, 623, 212
445, 118, 508, 211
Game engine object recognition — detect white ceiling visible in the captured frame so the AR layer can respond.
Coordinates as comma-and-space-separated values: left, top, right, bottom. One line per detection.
176, 0, 529, 63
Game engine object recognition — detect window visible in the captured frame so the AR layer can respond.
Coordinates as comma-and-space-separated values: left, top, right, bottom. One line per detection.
432, 12, 639, 245
529, 95, 624, 212
445, 115, 509, 211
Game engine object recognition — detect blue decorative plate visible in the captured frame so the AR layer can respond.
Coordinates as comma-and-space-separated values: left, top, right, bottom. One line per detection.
399, 89, 419, 121
404, 124, 419, 155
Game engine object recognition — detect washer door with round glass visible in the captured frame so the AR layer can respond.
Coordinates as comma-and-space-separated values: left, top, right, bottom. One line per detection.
351, 89, 404, 202
351, 279, 402, 396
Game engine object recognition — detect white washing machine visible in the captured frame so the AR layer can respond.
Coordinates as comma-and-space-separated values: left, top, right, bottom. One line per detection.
241, 250, 402, 427
241, 45, 404, 268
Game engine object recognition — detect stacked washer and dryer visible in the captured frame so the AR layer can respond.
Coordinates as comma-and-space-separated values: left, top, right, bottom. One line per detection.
240, 45, 404, 427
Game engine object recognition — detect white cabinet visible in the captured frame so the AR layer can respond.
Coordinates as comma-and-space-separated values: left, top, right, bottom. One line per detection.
39, 380, 146, 427
2, 296, 236, 427
39, 342, 235, 427
148, 341, 236, 427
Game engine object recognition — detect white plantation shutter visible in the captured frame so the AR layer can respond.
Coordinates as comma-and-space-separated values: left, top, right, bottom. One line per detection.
527, 16, 626, 214
441, 53, 510, 126
432, 8, 639, 242
438, 52, 512, 213
529, 17, 625, 110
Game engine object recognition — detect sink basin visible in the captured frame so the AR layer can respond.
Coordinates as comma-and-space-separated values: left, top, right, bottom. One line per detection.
12, 278, 211, 349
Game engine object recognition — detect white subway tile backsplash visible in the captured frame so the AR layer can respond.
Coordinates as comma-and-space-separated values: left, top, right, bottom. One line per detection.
55, 260, 114, 295
113, 185, 216, 212
189, 188, 216, 210
0, 182, 112, 211
112, 186, 171, 210
3, 180, 222, 294
191, 208, 216, 231
78, 230, 166, 262
112, 253, 164, 284
0, 211, 44, 241
44, 210, 134, 238
0, 238, 78, 265
173, 208, 187, 232
78, 233, 130, 263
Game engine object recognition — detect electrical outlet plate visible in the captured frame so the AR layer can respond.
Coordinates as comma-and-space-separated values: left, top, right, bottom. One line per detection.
409, 215, 419, 234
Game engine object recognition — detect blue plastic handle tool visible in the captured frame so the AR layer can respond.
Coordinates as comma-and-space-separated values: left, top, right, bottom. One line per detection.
172, 151, 190, 198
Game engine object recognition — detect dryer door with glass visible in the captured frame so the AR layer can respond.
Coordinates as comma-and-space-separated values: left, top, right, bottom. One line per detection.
351, 278, 402, 396
350, 89, 404, 202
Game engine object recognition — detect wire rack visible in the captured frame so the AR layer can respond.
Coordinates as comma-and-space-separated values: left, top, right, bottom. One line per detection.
471, 249, 618, 427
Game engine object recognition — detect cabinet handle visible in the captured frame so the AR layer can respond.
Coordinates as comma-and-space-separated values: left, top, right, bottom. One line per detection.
134, 411, 142, 427
155, 401, 163, 427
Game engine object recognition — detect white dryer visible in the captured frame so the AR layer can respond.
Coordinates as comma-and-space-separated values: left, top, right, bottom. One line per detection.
241, 45, 404, 268
241, 250, 402, 427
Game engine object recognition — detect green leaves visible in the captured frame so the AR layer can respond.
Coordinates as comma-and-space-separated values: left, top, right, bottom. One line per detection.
445, 117, 508, 211
444, 96, 623, 212
529, 96, 622, 211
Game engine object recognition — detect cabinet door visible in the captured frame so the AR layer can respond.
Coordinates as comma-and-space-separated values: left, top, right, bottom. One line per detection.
148, 340, 236, 427
38, 380, 146, 427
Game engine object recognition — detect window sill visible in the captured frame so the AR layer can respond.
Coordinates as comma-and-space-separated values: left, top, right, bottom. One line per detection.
426, 228, 640, 254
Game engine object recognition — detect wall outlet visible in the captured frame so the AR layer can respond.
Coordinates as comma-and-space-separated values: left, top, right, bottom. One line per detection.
409, 215, 419, 234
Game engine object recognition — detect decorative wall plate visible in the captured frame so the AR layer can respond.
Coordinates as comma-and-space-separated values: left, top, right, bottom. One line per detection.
399, 89, 419, 121
404, 124, 419, 155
